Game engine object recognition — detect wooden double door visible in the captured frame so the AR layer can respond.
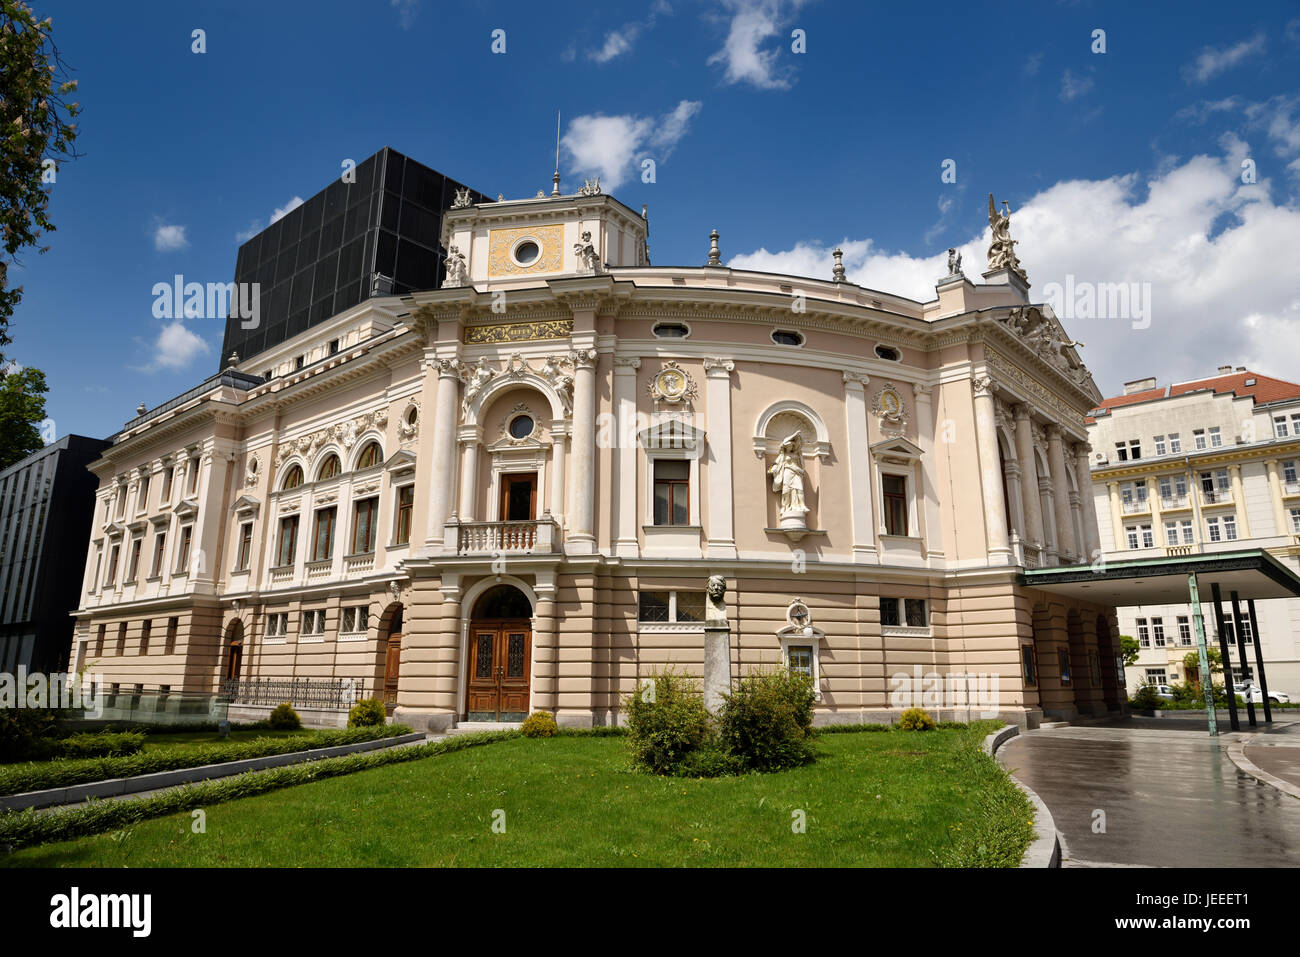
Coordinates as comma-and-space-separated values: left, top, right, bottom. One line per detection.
466, 619, 532, 721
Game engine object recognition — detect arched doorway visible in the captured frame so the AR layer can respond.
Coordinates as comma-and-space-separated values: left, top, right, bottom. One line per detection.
381, 603, 403, 712
467, 584, 533, 722
223, 620, 244, 685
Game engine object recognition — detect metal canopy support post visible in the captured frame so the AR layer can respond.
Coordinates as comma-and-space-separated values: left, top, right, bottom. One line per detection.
1187, 573, 1217, 737
1246, 598, 1272, 724
1229, 590, 1257, 727
1209, 581, 1240, 732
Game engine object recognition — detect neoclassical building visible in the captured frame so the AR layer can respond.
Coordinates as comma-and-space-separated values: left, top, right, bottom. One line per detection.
71, 178, 1123, 728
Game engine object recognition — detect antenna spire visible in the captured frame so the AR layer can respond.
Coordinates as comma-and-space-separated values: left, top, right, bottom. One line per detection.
551, 110, 562, 197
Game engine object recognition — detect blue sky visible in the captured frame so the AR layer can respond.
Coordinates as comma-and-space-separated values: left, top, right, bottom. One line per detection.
10, 0, 1300, 441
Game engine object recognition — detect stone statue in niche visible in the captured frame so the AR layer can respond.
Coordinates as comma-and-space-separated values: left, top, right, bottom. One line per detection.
460, 357, 495, 416
443, 245, 469, 288
768, 431, 809, 526
573, 230, 600, 274
705, 574, 728, 625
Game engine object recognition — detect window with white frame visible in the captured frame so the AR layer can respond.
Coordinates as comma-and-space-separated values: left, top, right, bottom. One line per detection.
1154, 435, 1167, 456
301, 609, 326, 637
1164, 520, 1179, 545
1115, 439, 1141, 461
1144, 668, 1167, 686
1151, 617, 1166, 647
880, 597, 928, 629
1276, 415, 1290, 438
1223, 515, 1238, 540
1223, 614, 1253, 644
1125, 524, 1153, 549
1206, 516, 1225, 542
1209, 426, 1223, 448
785, 644, 814, 678
1290, 507, 1300, 534
881, 473, 910, 536
1136, 618, 1150, 647
1177, 616, 1192, 646
1193, 429, 1207, 450
1168, 432, 1181, 453
1282, 460, 1298, 486
175, 525, 193, 574
265, 612, 289, 640
340, 606, 369, 637
1180, 519, 1195, 544
637, 590, 706, 626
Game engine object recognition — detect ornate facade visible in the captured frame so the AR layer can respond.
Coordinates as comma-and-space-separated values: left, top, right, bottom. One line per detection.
70, 182, 1123, 728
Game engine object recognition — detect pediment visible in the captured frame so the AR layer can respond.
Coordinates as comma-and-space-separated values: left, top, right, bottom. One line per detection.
230, 494, 261, 517
384, 448, 418, 476
870, 437, 923, 460
638, 417, 706, 452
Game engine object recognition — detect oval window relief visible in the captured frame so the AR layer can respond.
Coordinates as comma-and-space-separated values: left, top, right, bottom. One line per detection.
875, 345, 901, 362
509, 415, 535, 440
771, 329, 805, 346
652, 322, 690, 339
513, 240, 541, 266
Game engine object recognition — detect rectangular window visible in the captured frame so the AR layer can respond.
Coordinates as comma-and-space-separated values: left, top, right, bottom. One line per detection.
1283, 460, 1298, 485
301, 609, 326, 636
161, 466, 174, 503
1207, 518, 1222, 542
880, 597, 900, 628
786, 645, 814, 678
1164, 520, 1179, 545
187, 458, 200, 494
637, 590, 706, 624
1021, 645, 1037, 686
904, 598, 928, 627
1114, 442, 1128, 462
116, 622, 126, 656
95, 623, 106, 656
328, 338, 340, 355
278, 515, 299, 566
1126, 526, 1152, 549
265, 612, 289, 638
165, 617, 178, 654
882, 473, 908, 536
91, 547, 102, 593
1158, 477, 1172, 500
395, 485, 414, 545
1209, 426, 1223, 448
1177, 616, 1192, 646
176, 525, 193, 573
880, 597, 928, 629
312, 506, 336, 561
1194, 429, 1206, 450
1275, 416, 1289, 438
1144, 668, 1167, 686
1290, 507, 1300, 534
1154, 435, 1166, 456
1058, 648, 1072, 684
1168, 433, 1181, 453
1129, 439, 1141, 460
137, 476, 150, 514
1137, 618, 1150, 647
1152, 618, 1166, 647
1217, 470, 1230, 491
106, 544, 120, 585
140, 620, 151, 656
1141, 524, 1153, 548
341, 606, 369, 635
652, 460, 690, 526
126, 538, 141, 582
351, 497, 379, 553
1181, 519, 1195, 544
236, 522, 253, 570
116, 485, 127, 518
150, 532, 167, 578
1223, 515, 1238, 541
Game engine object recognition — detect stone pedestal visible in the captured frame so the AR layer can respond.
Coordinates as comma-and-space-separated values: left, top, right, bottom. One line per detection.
703, 624, 732, 714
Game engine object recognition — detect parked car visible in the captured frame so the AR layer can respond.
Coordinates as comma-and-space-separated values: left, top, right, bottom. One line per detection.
1236, 683, 1291, 704
1143, 683, 1176, 700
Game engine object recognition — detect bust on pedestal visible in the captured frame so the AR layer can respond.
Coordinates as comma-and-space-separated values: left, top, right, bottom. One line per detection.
702, 574, 731, 714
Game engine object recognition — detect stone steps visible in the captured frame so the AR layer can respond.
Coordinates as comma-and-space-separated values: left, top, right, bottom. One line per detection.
445, 721, 522, 735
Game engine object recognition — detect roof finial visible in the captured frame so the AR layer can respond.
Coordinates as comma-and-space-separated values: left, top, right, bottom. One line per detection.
832, 247, 845, 283
706, 228, 722, 266
551, 110, 562, 197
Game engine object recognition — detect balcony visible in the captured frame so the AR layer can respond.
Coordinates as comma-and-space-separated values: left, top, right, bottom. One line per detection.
1284, 481, 1300, 497
1166, 543, 1201, 557
1200, 489, 1231, 506
1121, 498, 1150, 514
1159, 495, 1189, 510
453, 518, 561, 556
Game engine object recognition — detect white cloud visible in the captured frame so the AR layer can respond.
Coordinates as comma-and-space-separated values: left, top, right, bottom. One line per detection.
588, 1, 672, 63
1060, 69, 1095, 102
1183, 33, 1265, 84
234, 221, 261, 244
145, 321, 210, 372
270, 196, 304, 224
562, 100, 701, 190
153, 224, 188, 252
730, 148, 1300, 395
391, 0, 419, 31
707, 0, 806, 89
1023, 52, 1043, 77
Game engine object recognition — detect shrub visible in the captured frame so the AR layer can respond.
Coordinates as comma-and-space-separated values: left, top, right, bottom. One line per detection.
0, 709, 57, 762
1130, 685, 1161, 710
718, 669, 816, 772
268, 703, 301, 731
676, 742, 744, 778
347, 698, 387, 728
520, 711, 559, 738
56, 731, 144, 760
897, 707, 936, 731
623, 669, 713, 775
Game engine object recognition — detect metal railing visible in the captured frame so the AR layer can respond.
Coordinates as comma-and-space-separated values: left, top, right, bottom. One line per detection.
220, 677, 371, 711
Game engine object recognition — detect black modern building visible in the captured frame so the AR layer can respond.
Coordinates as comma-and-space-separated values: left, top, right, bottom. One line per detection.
220, 147, 491, 365
0, 434, 112, 674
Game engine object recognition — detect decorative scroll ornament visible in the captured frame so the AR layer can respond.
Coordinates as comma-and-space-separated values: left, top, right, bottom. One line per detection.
648, 361, 698, 405
451, 187, 473, 209
463, 318, 573, 344
971, 375, 995, 398
986, 193, 1027, 283
244, 454, 260, 488
500, 402, 540, 445
398, 399, 420, 441
275, 409, 388, 465
456, 353, 579, 420
576, 177, 601, 197
870, 383, 909, 433
997, 306, 1089, 385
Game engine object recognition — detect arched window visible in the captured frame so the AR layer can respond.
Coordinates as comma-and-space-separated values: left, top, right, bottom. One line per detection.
282, 465, 304, 490
317, 454, 341, 480
357, 442, 382, 470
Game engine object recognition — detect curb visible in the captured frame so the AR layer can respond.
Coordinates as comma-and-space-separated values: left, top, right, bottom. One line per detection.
1226, 741, 1300, 801
0, 731, 426, 811
984, 724, 1061, 869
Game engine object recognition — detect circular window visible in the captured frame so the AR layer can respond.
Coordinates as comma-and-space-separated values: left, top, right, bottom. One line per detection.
405, 406, 418, 427
509, 414, 535, 439
513, 240, 540, 266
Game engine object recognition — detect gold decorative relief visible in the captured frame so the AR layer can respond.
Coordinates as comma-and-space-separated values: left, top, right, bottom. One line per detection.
488, 224, 564, 276
463, 319, 573, 344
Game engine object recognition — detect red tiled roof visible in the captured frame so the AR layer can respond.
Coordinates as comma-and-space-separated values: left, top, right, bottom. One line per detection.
1087, 369, 1300, 423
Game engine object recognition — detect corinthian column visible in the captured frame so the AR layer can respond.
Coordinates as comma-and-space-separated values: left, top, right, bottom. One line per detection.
704, 358, 737, 559
1046, 424, 1077, 563
972, 375, 1012, 563
567, 348, 599, 554
426, 359, 461, 547
1073, 441, 1101, 560
1013, 404, 1045, 557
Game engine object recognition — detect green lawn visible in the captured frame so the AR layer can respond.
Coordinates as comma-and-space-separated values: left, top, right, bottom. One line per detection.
1, 724, 1033, 867
138, 728, 321, 751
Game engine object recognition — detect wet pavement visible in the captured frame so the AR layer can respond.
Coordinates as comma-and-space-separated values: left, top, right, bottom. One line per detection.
998, 718, 1300, 867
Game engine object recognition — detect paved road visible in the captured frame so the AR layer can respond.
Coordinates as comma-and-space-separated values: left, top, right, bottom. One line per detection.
998, 719, 1300, 867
